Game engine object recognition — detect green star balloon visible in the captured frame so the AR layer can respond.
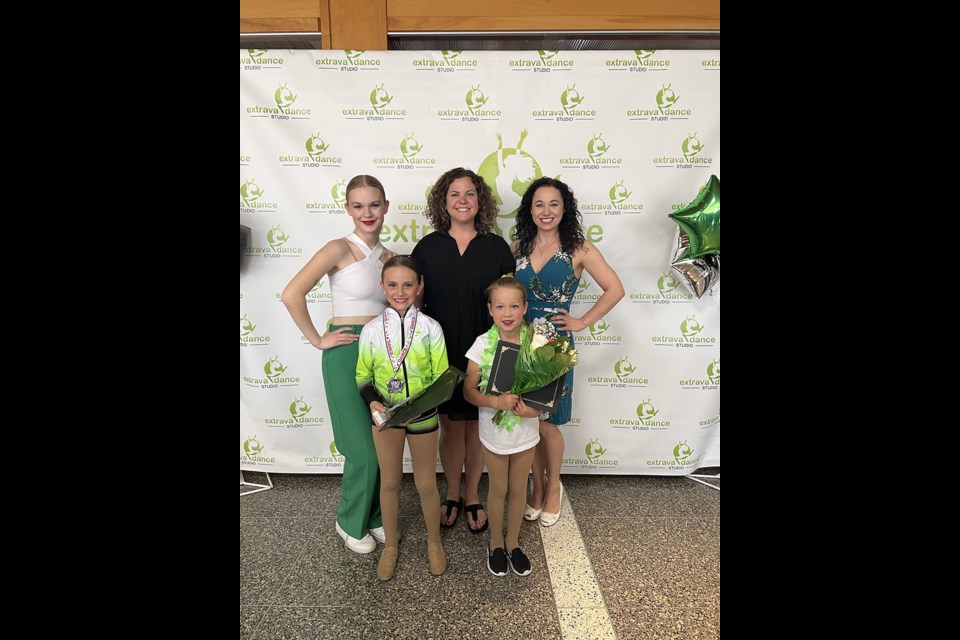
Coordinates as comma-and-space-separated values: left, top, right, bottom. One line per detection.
668, 175, 720, 260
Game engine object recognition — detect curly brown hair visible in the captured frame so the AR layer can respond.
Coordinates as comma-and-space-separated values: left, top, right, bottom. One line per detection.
424, 167, 499, 234
513, 177, 585, 257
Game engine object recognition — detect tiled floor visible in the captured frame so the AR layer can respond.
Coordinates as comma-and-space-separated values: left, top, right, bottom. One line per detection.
240, 469, 719, 639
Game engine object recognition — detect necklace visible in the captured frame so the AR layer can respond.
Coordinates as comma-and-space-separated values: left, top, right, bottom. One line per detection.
383, 307, 418, 394
536, 238, 558, 256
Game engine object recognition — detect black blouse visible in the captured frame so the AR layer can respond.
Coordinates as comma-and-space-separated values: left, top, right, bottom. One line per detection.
412, 231, 515, 418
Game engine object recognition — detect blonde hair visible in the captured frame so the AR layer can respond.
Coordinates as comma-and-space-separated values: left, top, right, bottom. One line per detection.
346, 174, 386, 201
485, 274, 527, 303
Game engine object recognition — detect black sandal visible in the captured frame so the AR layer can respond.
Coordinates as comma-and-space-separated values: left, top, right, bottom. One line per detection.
440, 498, 462, 528
464, 503, 489, 533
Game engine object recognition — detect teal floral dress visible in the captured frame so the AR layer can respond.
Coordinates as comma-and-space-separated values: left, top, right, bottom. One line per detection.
515, 249, 580, 425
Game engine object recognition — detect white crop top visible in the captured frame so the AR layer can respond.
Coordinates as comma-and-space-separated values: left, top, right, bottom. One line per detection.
329, 234, 388, 317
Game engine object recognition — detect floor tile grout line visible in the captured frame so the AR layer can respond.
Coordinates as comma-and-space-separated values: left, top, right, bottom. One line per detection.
248, 515, 331, 639
540, 486, 619, 640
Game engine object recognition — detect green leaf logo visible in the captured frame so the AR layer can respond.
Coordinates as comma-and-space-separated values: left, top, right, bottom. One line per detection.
305, 133, 329, 161
587, 133, 609, 162
329, 440, 344, 462
266, 225, 289, 251
240, 179, 263, 205
673, 440, 693, 463
636, 399, 660, 424
264, 356, 287, 382
345, 50, 365, 61
442, 50, 462, 62
682, 133, 703, 161
635, 50, 656, 61
400, 133, 422, 162
248, 49, 268, 59
585, 438, 606, 462
243, 436, 264, 458
590, 319, 610, 339
331, 179, 347, 208
274, 82, 297, 112
657, 273, 679, 295
707, 360, 720, 384
656, 84, 679, 112
369, 84, 393, 114
465, 84, 489, 114
608, 180, 632, 206
289, 396, 312, 422
560, 84, 584, 114
614, 357, 637, 381
680, 316, 703, 340
477, 129, 543, 224
240, 314, 257, 337
539, 50, 559, 63
578, 279, 591, 294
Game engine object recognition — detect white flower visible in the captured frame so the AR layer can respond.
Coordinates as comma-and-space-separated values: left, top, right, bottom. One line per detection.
531, 333, 549, 349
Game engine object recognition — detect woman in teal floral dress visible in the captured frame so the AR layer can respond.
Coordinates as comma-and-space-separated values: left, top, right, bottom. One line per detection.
512, 178, 624, 527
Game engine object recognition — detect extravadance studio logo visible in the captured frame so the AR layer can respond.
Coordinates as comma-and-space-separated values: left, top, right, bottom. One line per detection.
245, 82, 312, 120
374, 134, 438, 169
240, 314, 270, 346
652, 135, 714, 169
647, 441, 701, 470
314, 49, 381, 70
240, 179, 278, 211
241, 48, 283, 69
305, 180, 348, 213
564, 438, 618, 467
245, 226, 303, 258
342, 84, 406, 120
629, 274, 693, 305
305, 441, 345, 467
273, 83, 297, 114
627, 84, 691, 121
651, 316, 717, 347
584, 319, 622, 344
241, 436, 275, 464
560, 134, 623, 170
436, 84, 501, 121
680, 359, 720, 390
588, 356, 649, 388
477, 130, 543, 223
508, 50, 575, 72
243, 357, 302, 388
531, 85, 596, 120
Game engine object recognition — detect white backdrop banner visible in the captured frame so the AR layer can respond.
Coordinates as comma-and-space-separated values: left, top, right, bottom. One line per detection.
240, 49, 720, 475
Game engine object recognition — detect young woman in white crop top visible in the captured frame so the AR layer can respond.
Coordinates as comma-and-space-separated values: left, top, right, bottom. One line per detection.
281, 175, 396, 555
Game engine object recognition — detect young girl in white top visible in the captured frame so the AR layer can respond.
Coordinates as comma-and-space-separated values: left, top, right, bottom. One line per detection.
464, 276, 541, 577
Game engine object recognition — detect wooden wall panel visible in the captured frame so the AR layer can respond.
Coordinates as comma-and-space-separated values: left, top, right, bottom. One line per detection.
240, 0, 719, 45
388, 15, 719, 31
240, 0, 322, 19
387, 0, 719, 30
329, 0, 387, 50
240, 18, 319, 33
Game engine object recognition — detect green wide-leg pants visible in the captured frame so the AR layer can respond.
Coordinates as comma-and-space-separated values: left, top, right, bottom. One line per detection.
322, 324, 382, 538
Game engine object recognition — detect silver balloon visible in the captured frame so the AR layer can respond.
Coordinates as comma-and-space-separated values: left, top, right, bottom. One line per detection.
670, 228, 719, 298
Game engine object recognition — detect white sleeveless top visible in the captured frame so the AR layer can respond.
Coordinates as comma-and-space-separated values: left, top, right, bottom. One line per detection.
329, 234, 388, 317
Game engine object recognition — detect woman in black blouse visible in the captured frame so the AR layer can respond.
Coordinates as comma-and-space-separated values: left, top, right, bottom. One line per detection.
412, 167, 514, 534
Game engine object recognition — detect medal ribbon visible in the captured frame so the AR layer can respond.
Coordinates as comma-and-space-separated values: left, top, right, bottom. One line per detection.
383, 307, 418, 380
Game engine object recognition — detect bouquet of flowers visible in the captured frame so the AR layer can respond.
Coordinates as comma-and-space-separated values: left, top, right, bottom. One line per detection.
493, 314, 579, 427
